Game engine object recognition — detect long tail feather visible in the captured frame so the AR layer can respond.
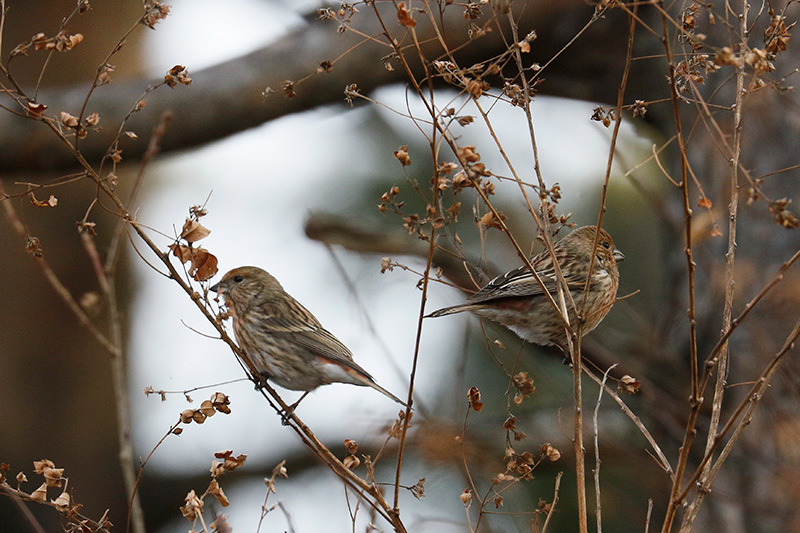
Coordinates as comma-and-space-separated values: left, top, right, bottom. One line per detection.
425, 304, 481, 318
343, 366, 407, 406
367, 380, 407, 406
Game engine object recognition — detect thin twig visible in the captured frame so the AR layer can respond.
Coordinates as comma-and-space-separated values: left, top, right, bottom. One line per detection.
674, 315, 800, 507
592, 364, 617, 533
541, 472, 563, 533
679, 0, 748, 528
582, 366, 673, 480
660, 1, 702, 527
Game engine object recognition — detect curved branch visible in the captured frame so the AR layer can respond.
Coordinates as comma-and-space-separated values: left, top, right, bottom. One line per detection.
0, 1, 640, 173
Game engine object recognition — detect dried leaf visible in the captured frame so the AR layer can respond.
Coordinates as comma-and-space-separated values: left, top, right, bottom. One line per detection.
169, 243, 193, 263
215, 450, 247, 471
30, 483, 48, 502
512, 372, 536, 405
467, 386, 483, 411
272, 460, 288, 479
180, 219, 211, 243
168, 244, 218, 281
189, 248, 218, 282
199, 400, 216, 417
410, 478, 425, 499
478, 211, 506, 230
42, 466, 64, 487
210, 461, 225, 478
52, 490, 71, 510
457, 145, 480, 163
165, 65, 191, 87
211, 392, 231, 414
26, 236, 43, 257
541, 443, 561, 461
180, 490, 203, 521
343, 455, 360, 469
448, 202, 461, 221
59, 112, 79, 128
33, 460, 54, 474
29, 193, 58, 207
393, 146, 411, 166
397, 2, 416, 27
85, 112, 100, 127
208, 479, 229, 507
344, 439, 358, 454
618, 375, 641, 394
210, 513, 232, 533
26, 102, 48, 117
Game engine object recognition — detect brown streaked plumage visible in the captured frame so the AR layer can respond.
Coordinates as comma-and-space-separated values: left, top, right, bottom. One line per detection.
211, 266, 404, 406
427, 226, 624, 348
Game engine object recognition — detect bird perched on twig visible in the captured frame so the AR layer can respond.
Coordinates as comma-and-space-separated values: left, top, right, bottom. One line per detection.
210, 266, 405, 410
427, 225, 624, 350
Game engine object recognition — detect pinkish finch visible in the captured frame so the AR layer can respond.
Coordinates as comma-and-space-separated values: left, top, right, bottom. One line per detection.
427, 225, 624, 349
211, 266, 404, 407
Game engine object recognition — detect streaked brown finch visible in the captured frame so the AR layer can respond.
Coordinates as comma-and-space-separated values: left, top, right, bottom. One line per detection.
211, 266, 404, 407
427, 225, 624, 349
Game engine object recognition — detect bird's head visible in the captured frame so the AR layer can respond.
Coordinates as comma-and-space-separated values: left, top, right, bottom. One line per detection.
567, 225, 625, 270
210, 266, 284, 310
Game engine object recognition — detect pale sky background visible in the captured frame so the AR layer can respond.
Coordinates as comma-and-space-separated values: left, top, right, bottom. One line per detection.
128, 1, 649, 530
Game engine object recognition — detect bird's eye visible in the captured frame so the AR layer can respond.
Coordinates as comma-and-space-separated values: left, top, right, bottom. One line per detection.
601, 241, 610, 249
233, 275, 244, 283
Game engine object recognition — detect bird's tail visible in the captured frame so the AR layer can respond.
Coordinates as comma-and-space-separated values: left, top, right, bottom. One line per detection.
344, 367, 407, 406
367, 380, 407, 407
425, 303, 482, 318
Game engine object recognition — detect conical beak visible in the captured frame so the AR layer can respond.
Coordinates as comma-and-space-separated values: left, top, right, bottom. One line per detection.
209, 281, 220, 293
613, 249, 625, 262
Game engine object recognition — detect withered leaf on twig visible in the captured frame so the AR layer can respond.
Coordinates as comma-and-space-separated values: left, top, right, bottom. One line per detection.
169, 244, 219, 281
180, 218, 211, 243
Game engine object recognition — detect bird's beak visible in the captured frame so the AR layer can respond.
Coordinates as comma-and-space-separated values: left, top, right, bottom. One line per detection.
209, 281, 221, 293
613, 250, 625, 262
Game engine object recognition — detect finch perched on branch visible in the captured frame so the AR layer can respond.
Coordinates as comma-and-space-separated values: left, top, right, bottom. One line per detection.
427, 225, 624, 350
211, 266, 404, 408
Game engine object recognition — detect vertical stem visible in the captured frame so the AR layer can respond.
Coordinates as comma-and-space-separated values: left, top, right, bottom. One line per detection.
572, 333, 588, 533
81, 232, 146, 533
366, 7, 435, 525
659, 1, 700, 529
678, 1, 747, 529
108, 276, 146, 533
593, 365, 617, 533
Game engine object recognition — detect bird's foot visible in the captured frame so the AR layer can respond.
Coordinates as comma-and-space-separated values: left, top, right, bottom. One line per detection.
278, 391, 310, 425
278, 404, 296, 426
253, 374, 270, 391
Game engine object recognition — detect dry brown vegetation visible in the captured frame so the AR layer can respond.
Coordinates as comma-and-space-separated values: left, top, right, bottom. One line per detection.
2, 1, 800, 532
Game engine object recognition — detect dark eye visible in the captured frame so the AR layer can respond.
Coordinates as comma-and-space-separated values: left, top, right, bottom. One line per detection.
233, 275, 244, 283
601, 241, 610, 249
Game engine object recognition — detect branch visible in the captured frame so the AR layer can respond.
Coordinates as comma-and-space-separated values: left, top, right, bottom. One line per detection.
0, 2, 647, 173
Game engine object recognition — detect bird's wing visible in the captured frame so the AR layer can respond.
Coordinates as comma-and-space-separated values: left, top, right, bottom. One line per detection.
258, 315, 375, 379
468, 261, 583, 303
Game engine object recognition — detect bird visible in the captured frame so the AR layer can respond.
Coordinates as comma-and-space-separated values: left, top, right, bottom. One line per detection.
210, 266, 405, 410
426, 225, 624, 350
